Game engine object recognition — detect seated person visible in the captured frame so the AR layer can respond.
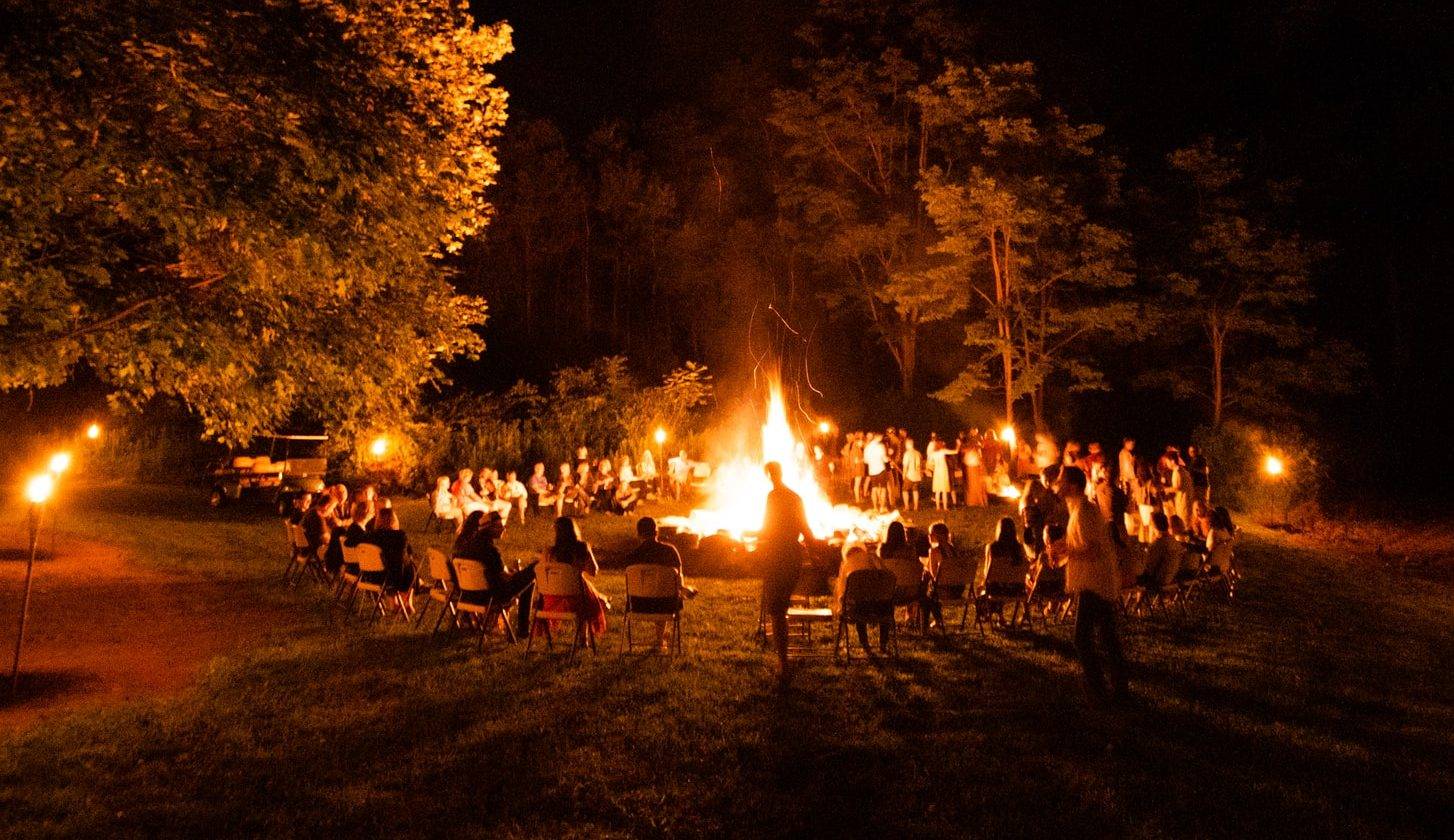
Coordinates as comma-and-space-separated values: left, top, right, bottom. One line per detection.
453, 510, 536, 638
533, 516, 608, 640
1031, 522, 1068, 597
1140, 511, 1185, 589
301, 496, 335, 559
1169, 515, 1202, 581
877, 521, 924, 606
357, 483, 380, 528
922, 522, 972, 630
837, 542, 890, 650
360, 507, 417, 606
451, 469, 487, 515
625, 517, 693, 651
590, 459, 618, 511
431, 476, 464, 531
1205, 506, 1238, 577
979, 516, 1030, 598
326, 484, 351, 529
286, 492, 313, 526
499, 470, 529, 523
334, 499, 372, 577
611, 478, 641, 515
527, 462, 555, 511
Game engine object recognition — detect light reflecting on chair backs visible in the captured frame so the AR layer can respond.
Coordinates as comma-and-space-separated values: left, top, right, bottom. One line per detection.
453, 558, 488, 593
537, 561, 585, 598
426, 548, 450, 582
354, 543, 384, 573
625, 564, 677, 600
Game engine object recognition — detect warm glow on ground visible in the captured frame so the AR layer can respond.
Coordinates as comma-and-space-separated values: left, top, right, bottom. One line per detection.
663, 378, 895, 543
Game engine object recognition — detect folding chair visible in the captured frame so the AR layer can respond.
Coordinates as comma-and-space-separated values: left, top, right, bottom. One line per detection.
624, 564, 684, 655
755, 568, 835, 653
527, 561, 597, 657
415, 548, 457, 633
350, 543, 395, 620
451, 559, 517, 651
336, 542, 363, 605
933, 563, 973, 633
284, 523, 322, 585
834, 568, 898, 660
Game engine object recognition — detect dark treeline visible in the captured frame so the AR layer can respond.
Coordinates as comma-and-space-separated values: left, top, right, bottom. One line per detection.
454, 0, 1432, 498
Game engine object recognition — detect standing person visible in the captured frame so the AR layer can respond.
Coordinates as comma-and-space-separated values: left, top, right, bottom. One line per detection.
1171, 456, 1194, 526
668, 450, 692, 500
962, 440, 988, 508
901, 436, 923, 511
849, 433, 867, 504
862, 433, 889, 513
1186, 444, 1211, 504
1046, 466, 1129, 705
759, 461, 816, 690
1118, 438, 1137, 493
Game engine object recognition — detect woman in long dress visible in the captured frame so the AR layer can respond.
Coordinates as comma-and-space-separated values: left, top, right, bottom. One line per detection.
929, 438, 958, 510
962, 444, 988, 508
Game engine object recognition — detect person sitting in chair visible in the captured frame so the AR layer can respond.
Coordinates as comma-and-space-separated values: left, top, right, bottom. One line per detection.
1141, 511, 1185, 590
453, 511, 535, 638
361, 507, 417, 611
979, 516, 1030, 599
922, 522, 972, 631
534, 516, 608, 641
625, 517, 694, 651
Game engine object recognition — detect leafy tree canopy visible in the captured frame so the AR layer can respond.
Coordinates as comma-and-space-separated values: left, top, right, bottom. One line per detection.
0, 0, 510, 444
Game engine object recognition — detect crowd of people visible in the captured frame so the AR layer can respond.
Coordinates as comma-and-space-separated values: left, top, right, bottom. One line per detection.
428, 445, 703, 532
284, 478, 694, 653
282, 428, 1235, 701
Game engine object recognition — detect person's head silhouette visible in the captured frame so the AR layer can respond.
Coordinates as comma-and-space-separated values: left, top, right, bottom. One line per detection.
764, 461, 783, 487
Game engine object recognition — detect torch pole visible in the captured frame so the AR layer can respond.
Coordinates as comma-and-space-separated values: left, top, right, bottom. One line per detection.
10, 503, 42, 695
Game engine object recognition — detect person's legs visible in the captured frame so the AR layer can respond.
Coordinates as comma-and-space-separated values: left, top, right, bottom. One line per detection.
1096, 598, 1128, 699
1074, 593, 1108, 701
855, 622, 870, 648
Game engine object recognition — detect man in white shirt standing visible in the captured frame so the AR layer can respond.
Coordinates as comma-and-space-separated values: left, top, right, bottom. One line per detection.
1048, 465, 1129, 705
900, 437, 923, 511
1118, 438, 1137, 494
862, 433, 888, 513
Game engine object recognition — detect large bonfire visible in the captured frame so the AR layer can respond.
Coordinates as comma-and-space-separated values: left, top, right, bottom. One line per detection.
661, 378, 897, 545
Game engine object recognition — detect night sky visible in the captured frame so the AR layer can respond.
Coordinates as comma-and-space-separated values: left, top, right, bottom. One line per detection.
477, 0, 1454, 491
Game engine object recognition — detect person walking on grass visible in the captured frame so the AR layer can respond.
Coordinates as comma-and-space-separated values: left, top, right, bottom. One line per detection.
759, 461, 816, 691
1047, 465, 1130, 706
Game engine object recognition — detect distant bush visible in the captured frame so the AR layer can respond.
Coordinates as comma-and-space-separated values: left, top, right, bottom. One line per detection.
400, 356, 713, 488
1194, 419, 1323, 524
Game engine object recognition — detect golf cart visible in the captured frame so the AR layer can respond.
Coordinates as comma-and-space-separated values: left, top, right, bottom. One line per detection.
209, 434, 330, 513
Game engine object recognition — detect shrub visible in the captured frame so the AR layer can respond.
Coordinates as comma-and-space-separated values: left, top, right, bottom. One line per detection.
1194, 419, 1323, 525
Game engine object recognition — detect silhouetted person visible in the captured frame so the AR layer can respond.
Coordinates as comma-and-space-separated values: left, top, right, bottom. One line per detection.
759, 461, 815, 689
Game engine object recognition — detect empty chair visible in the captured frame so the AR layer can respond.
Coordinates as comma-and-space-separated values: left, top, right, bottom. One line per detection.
624, 563, 684, 655
416, 548, 458, 633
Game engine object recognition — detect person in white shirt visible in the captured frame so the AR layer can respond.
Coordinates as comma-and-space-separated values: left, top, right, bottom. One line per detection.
900, 437, 924, 511
1047, 465, 1129, 705
1118, 438, 1137, 493
862, 434, 889, 513
500, 470, 529, 523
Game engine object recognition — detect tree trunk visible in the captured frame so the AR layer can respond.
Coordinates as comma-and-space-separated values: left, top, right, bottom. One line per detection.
1211, 327, 1225, 427
1031, 383, 1045, 432
899, 320, 917, 396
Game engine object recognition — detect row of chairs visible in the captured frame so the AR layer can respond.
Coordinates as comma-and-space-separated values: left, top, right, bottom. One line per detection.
283, 522, 684, 656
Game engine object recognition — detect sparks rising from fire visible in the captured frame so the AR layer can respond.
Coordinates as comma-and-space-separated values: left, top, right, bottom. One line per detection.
662, 380, 897, 544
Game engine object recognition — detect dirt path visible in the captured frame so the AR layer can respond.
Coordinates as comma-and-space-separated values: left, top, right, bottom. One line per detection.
0, 525, 287, 732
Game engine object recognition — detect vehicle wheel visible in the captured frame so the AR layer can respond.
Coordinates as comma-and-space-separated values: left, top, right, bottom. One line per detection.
209, 487, 226, 508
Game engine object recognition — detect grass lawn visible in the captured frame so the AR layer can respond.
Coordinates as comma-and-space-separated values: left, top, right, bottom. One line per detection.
2, 484, 1452, 838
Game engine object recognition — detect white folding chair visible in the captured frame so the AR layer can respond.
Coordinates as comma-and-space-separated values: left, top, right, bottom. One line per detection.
624, 564, 683, 655
933, 561, 973, 633
416, 548, 457, 633
527, 561, 596, 657
451, 559, 515, 651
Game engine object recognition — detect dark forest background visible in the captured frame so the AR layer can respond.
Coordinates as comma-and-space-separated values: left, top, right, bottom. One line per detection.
451, 0, 1452, 498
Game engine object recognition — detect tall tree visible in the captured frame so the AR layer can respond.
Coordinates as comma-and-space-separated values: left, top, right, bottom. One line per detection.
0, 0, 509, 444
770, 0, 971, 395
1145, 138, 1351, 426
918, 63, 1133, 427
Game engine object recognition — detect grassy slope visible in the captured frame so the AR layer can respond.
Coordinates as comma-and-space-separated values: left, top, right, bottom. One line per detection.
1, 485, 1451, 838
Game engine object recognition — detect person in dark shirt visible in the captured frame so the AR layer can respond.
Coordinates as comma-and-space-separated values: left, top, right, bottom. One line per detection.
360, 507, 417, 605
625, 517, 696, 651
301, 496, 334, 557
286, 492, 313, 526
758, 461, 816, 689
453, 510, 535, 639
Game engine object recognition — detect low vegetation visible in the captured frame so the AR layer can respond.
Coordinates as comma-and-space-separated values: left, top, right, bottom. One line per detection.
1, 485, 1450, 837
